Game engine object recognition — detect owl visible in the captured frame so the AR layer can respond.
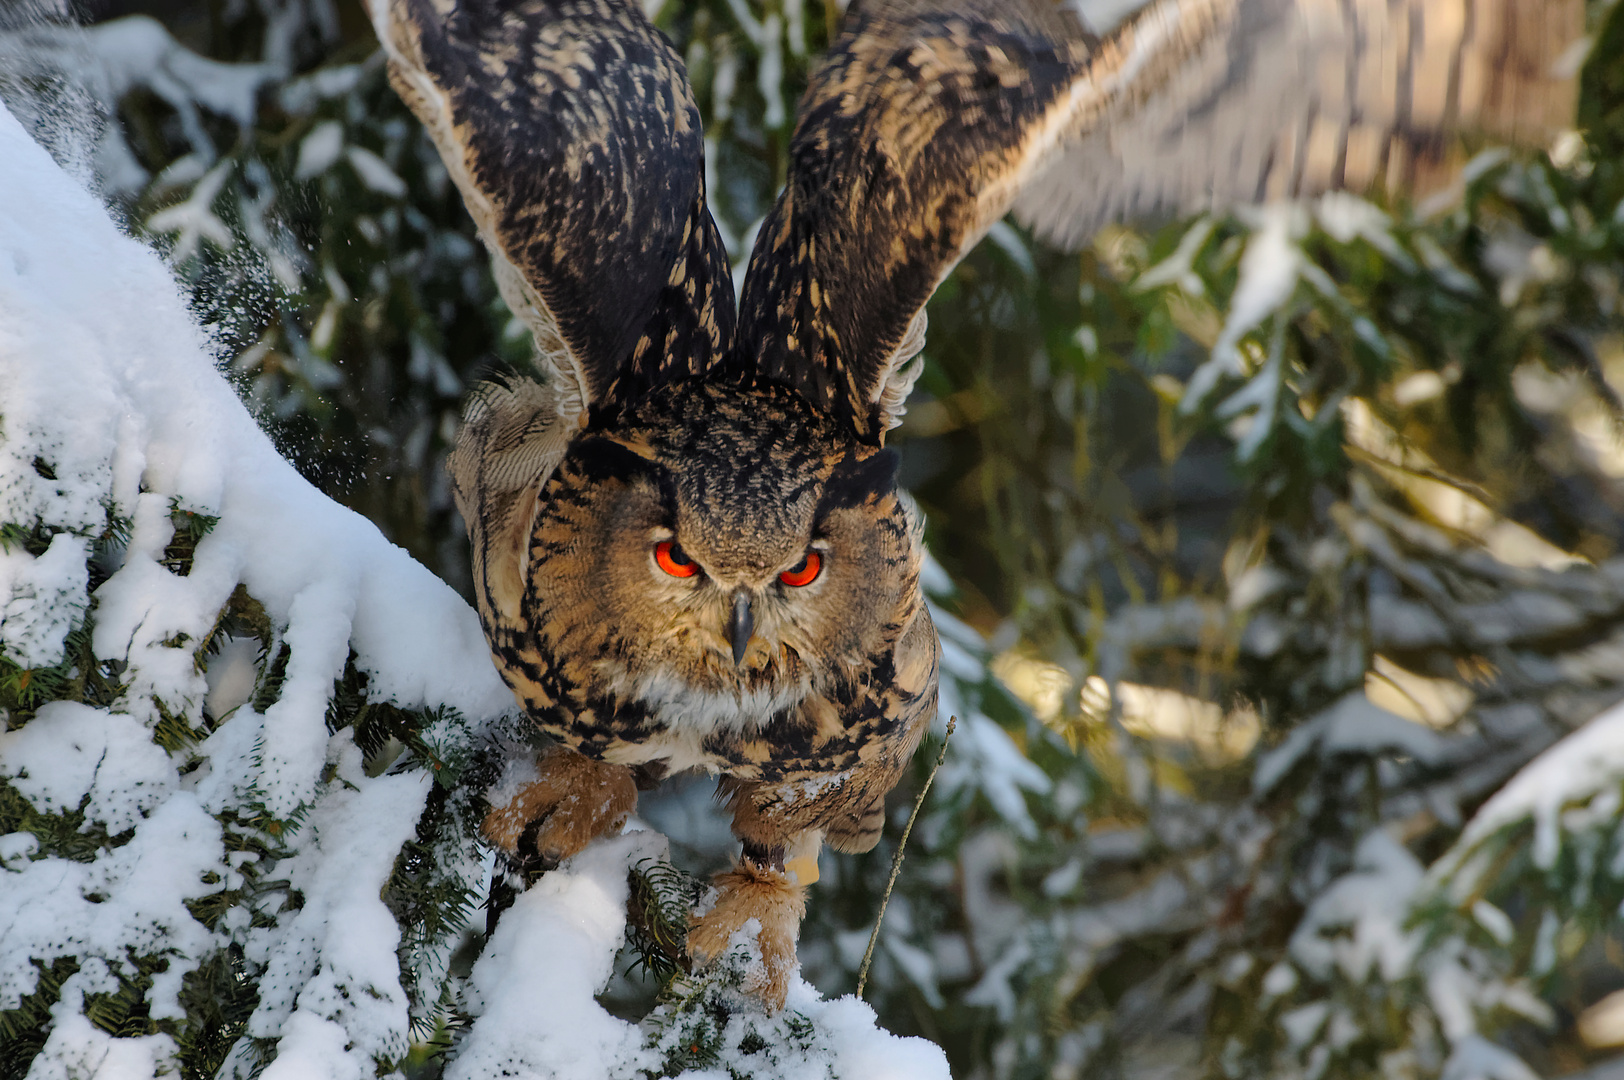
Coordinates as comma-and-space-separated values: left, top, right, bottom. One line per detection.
366, 0, 1583, 1009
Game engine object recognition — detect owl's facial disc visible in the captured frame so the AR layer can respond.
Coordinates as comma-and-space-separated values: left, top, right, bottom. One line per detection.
544, 383, 921, 722
645, 525, 829, 667
642, 436, 900, 678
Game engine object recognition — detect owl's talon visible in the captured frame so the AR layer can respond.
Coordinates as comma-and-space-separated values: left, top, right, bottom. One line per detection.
688, 860, 807, 1013
482, 745, 638, 870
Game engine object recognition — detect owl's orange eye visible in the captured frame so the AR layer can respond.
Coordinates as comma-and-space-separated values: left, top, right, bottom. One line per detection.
654, 540, 699, 578
778, 551, 822, 587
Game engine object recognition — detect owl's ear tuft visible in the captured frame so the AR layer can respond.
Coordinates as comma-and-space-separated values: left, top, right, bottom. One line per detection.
568, 437, 660, 486
818, 449, 900, 514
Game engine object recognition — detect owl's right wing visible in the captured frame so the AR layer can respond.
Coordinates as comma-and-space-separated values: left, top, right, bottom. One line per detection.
732, 0, 1586, 443
367, 0, 736, 422
371, 0, 738, 632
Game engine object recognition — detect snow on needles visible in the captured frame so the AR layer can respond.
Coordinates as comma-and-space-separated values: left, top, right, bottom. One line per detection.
0, 99, 511, 813
0, 103, 950, 1079
0, 94, 499, 1079
1434, 695, 1624, 885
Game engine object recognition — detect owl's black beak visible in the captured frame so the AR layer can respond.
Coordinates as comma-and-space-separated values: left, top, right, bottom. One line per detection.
730, 590, 754, 665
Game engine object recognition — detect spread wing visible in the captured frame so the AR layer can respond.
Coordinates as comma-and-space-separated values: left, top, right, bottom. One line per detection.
732, 0, 1089, 444
368, 0, 736, 420
1016, 0, 1587, 247
732, 0, 1584, 444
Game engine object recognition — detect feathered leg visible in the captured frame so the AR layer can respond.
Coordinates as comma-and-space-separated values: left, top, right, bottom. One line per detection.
687, 834, 815, 1013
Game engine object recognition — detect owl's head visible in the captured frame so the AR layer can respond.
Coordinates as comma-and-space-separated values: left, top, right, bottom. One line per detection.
524, 381, 925, 722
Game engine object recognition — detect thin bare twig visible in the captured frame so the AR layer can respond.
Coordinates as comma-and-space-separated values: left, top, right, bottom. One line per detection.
856, 716, 956, 1000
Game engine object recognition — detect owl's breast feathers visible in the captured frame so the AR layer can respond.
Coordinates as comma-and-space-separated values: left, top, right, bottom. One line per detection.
452, 377, 939, 795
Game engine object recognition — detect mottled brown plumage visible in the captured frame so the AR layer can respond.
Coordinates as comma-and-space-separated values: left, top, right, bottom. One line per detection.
368, 0, 1585, 1011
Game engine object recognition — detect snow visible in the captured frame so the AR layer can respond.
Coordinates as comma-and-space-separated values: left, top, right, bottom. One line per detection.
936, 712, 1050, 839
985, 220, 1036, 277
756, 13, 786, 130
27, 1013, 179, 1080
250, 737, 431, 1080
1254, 691, 1449, 795
203, 634, 260, 719
0, 793, 225, 1018
668, 984, 950, 1079
714, 0, 787, 131
1440, 695, 1624, 875
0, 16, 278, 195
295, 119, 345, 180
1181, 204, 1306, 413
1314, 192, 1409, 267
1440, 1035, 1541, 1080
1168, 196, 1419, 463
0, 532, 90, 668
0, 100, 510, 800
1134, 216, 1213, 297
0, 701, 174, 831
453, 833, 664, 1080
1288, 831, 1422, 985
447, 828, 949, 1080
0, 99, 953, 1079
1064, 0, 1158, 34
345, 145, 407, 198
1266, 828, 1551, 1078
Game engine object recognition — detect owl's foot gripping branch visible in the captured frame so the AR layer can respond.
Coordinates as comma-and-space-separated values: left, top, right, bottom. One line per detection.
688, 836, 825, 1012
482, 743, 639, 874
482, 741, 830, 1014
687, 858, 810, 1013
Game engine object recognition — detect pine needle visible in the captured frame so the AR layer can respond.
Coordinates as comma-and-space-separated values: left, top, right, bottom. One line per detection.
855, 716, 955, 1000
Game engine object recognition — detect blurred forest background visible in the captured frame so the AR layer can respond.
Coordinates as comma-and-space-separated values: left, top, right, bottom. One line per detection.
5, 0, 1624, 1077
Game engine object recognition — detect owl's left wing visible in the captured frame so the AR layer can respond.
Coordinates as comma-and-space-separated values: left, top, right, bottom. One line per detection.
368, 0, 735, 420
1014, 0, 1587, 248
732, 0, 1587, 444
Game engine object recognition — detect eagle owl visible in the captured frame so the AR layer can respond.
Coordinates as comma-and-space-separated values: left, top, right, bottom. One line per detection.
366, 0, 1582, 1008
